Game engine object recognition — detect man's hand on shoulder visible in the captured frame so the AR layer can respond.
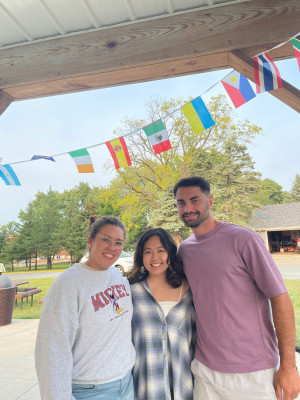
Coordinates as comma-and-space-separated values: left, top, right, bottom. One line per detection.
275, 365, 300, 400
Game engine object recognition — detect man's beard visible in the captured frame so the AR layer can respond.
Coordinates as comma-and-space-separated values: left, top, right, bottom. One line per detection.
181, 204, 210, 228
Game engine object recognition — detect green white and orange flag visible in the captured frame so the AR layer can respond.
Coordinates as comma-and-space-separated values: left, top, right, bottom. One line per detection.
106, 137, 132, 169
69, 148, 94, 173
143, 119, 172, 155
291, 34, 300, 71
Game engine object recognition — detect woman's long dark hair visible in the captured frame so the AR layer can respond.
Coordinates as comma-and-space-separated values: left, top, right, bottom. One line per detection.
127, 228, 185, 288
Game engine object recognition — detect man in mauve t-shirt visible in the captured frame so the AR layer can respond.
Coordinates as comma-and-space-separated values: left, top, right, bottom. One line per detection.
173, 176, 300, 400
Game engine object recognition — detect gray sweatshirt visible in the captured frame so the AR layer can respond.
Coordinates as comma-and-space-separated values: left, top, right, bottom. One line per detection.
35, 263, 136, 400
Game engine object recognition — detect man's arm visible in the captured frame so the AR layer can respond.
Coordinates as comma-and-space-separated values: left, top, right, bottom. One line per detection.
270, 292, 300, 400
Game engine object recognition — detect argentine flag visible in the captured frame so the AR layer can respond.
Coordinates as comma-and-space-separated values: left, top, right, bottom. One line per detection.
0, 164, 21, 186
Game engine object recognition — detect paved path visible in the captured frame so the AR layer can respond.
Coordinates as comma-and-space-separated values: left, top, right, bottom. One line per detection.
0, 320, 299, 400
277, 265, 300, 279
4, 270, 64, 280
272, 253, 300, 267
0, 320, 40, 400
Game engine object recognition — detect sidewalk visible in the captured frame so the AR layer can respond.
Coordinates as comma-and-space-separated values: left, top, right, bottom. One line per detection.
1, 319, 300, 400
272, 252, 300, 266
0, 319, 40, 400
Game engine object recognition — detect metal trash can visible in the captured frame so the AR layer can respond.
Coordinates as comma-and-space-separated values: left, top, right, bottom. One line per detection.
0, 286, 16, 326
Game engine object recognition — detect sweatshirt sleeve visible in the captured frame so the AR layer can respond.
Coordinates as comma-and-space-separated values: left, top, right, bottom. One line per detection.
35, 285, 79, 400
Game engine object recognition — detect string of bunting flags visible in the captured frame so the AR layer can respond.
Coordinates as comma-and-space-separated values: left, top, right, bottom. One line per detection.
1, 32, 299, 186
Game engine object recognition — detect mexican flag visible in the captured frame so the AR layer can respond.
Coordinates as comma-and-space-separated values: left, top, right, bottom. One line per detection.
143, 120, 172, 155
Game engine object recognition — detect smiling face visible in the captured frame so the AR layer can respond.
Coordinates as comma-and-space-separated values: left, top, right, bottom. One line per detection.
142, 235, 169, 278
86, 224, 124, 271
175, 186, 213, 229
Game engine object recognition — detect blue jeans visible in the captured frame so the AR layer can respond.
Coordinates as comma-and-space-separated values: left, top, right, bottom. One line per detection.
72, 370, 134, 400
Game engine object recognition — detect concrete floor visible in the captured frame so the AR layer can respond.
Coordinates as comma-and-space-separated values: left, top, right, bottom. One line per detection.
0, 319, 40, 400
0, 319, 300, 400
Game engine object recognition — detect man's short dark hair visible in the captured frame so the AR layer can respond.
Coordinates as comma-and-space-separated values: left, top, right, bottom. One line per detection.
173, 176, 210, 197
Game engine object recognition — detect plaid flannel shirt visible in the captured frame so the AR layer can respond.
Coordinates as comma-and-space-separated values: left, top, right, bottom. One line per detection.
131, 280, 196, 400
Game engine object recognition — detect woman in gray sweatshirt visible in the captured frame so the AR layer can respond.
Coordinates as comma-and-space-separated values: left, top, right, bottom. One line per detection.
35, 216, 136, 400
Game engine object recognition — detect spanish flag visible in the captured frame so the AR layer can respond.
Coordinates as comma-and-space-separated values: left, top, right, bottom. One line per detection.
106, 137, 132, 169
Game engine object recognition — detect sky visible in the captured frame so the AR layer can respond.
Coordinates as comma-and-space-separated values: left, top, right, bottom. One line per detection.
0, 58, 299, 226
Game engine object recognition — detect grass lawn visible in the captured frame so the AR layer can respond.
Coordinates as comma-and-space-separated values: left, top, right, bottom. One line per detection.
12, 278, 55, 319
11, 277, 300, 346
6, 262, 70, 273
284, 280, 300, 346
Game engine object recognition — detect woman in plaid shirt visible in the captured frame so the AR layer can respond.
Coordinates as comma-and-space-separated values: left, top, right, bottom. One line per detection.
128, 228, 196, 400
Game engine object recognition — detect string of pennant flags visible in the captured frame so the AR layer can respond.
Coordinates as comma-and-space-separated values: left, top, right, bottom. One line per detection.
1, 32, 299, 187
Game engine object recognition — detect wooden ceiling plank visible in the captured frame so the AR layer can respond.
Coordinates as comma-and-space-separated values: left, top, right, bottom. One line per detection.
242, 42, 295, 61
228, 50, 300, 113
0, 0, 299, 89
5, 52, 229, 100
0, 90, 14, 116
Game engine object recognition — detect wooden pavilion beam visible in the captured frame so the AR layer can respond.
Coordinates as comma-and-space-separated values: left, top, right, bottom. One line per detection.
229, 50, 300, 113
0, 0, 298, 104
0, 90, 14, 116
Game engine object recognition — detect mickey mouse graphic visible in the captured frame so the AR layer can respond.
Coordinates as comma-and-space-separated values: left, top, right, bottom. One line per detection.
109, 294, 123, 314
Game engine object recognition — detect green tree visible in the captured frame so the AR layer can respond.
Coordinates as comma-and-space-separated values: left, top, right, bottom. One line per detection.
290, 173, 300, 202
0, 226, 6, 255
60, 183, 93, 264
105, 95, 262, 234
0, 222, 21, 270
17, 201, 45, 270
31, 188, 63, 269
86, 185, 147, 250
190, 138, 261, 225
253, 178, 287, 205
149, 186, 189, 244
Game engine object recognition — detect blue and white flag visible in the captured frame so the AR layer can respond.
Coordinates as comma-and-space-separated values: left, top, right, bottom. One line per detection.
31, 155, 55, 162
0, 164, 21, 186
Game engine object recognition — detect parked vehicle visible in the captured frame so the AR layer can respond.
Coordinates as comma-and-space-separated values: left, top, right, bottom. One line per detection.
113, 251, 134, 276
80, 250, 133, 276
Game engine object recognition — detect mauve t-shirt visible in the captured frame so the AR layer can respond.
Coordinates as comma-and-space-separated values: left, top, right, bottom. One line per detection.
178, 221, 287, 373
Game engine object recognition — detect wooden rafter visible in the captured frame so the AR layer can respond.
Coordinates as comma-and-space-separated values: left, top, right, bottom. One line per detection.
0, 90, 14, 116
229, 50, 300, 113
0, 0, 299, 115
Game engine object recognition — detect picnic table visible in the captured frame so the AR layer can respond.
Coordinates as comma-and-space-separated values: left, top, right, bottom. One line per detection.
12, 281, 42, 310
12, 280, 29, 287
15, 289, 42, 310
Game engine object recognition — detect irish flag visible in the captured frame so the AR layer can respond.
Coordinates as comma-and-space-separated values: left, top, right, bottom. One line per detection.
69, 148, 94, 173
143, 120, 172, 155
106, 137, 132, 169
291, 34, 300, 71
